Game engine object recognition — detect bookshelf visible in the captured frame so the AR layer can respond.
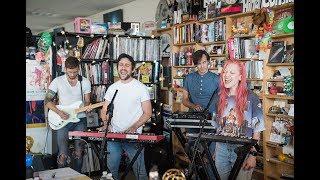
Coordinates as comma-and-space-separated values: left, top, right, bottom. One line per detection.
155, 2, 294, 178
52, 31, 111, 104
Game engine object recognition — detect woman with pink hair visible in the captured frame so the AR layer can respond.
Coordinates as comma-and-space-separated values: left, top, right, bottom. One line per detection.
214, 60, 265, 180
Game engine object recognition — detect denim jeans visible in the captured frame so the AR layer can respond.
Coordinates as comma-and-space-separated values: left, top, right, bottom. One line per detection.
215, 142, 253, 180
107, 141, 148, 180
56, 117, 87, 172
186, 128, 216, 180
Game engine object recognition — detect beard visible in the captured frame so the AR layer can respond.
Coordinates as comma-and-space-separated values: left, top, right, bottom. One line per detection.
120, 74, 131, 80
119, 70, 131, 80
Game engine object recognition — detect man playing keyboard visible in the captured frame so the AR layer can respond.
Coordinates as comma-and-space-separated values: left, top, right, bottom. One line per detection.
98, 53, 152, 180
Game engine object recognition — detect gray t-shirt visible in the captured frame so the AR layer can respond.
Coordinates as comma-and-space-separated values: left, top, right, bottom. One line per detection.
215, 91, 265, 138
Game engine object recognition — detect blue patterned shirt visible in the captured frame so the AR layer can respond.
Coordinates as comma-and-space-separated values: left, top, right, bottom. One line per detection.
183, 71, 220, 113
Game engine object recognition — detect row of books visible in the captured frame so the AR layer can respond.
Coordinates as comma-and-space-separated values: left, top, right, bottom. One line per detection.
80, 61, 109, 85
173, 20, 226, 44
82, 38, 109, 59
109, 37, 159, 61
172, 47, 195, 66
203, 20, 226, 43
245, 61, 263, 79
228, 38, 257, 59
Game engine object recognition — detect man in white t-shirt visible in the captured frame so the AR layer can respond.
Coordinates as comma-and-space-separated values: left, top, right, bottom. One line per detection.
44, 56, 91, 172
98, 53, 152, 180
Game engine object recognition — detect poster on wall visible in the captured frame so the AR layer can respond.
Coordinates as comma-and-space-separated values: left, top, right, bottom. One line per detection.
26, 57, 52, 128
26, 60, 50, 101
26, 100, 46, 128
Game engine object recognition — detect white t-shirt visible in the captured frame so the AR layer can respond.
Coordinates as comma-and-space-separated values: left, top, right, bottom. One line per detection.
48, 75, 91, 118
104, 78, 150, 134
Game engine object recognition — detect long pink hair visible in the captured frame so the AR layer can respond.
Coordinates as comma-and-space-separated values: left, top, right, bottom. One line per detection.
218, 60, 248, 126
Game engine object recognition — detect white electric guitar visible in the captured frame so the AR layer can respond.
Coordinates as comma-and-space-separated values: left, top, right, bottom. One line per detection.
48, 101, 104, 130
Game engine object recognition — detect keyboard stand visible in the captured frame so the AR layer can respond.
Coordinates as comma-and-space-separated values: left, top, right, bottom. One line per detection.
120, 143, 146, 180
187, 135, 256, 180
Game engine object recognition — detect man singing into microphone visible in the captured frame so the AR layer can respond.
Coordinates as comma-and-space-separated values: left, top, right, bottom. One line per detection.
98, 53, 152, 180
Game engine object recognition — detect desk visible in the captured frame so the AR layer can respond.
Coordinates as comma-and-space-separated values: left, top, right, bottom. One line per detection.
28, 167, 91, 180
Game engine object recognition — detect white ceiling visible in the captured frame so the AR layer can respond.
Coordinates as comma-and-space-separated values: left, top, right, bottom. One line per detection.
26, 0, 136, 34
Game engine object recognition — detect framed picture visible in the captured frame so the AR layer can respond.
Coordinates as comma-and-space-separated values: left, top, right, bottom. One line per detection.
133, 62, 154, 83
103, 9, 123, 24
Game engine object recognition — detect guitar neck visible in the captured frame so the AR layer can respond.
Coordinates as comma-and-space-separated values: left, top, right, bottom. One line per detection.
75, 102, 105, 113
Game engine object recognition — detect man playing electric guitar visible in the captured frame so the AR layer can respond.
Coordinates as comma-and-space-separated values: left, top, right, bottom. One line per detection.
45, 56, 91, 172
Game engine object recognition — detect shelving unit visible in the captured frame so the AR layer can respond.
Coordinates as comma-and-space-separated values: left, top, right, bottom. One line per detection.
262, 3, 294, 179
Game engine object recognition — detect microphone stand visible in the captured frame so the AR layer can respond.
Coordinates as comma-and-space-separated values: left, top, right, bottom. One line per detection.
99, 90, 118, 174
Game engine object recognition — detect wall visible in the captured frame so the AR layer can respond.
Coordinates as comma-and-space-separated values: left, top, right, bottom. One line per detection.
26, 127, 52, 154
44, 0, 160, 33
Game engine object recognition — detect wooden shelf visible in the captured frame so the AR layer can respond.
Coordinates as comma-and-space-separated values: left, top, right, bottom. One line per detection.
228, 11, 255, 18
197, 18, 214, 23
197, 15, 227, 23
197, 42, 214, 46
271, 33, 294, 39
266, 63, 294, 66
212, 40, 226, 44
173, 42, 196, 46
155, 27, 172, 33
232, 34, 256, 38
266, 79, 284, 82
265, 94, 294, 100
173, 65, 195, 68
195, 41, 226, 46
266, 113, 294, 119
267, 157, 294, 166
173, 20, 197, 27
271, 2, 294, 11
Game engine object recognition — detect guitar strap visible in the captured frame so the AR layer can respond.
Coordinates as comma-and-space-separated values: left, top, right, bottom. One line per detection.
78, 75, 84, 102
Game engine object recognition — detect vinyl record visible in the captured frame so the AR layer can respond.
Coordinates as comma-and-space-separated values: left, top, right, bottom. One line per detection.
283, 16, 294, 33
